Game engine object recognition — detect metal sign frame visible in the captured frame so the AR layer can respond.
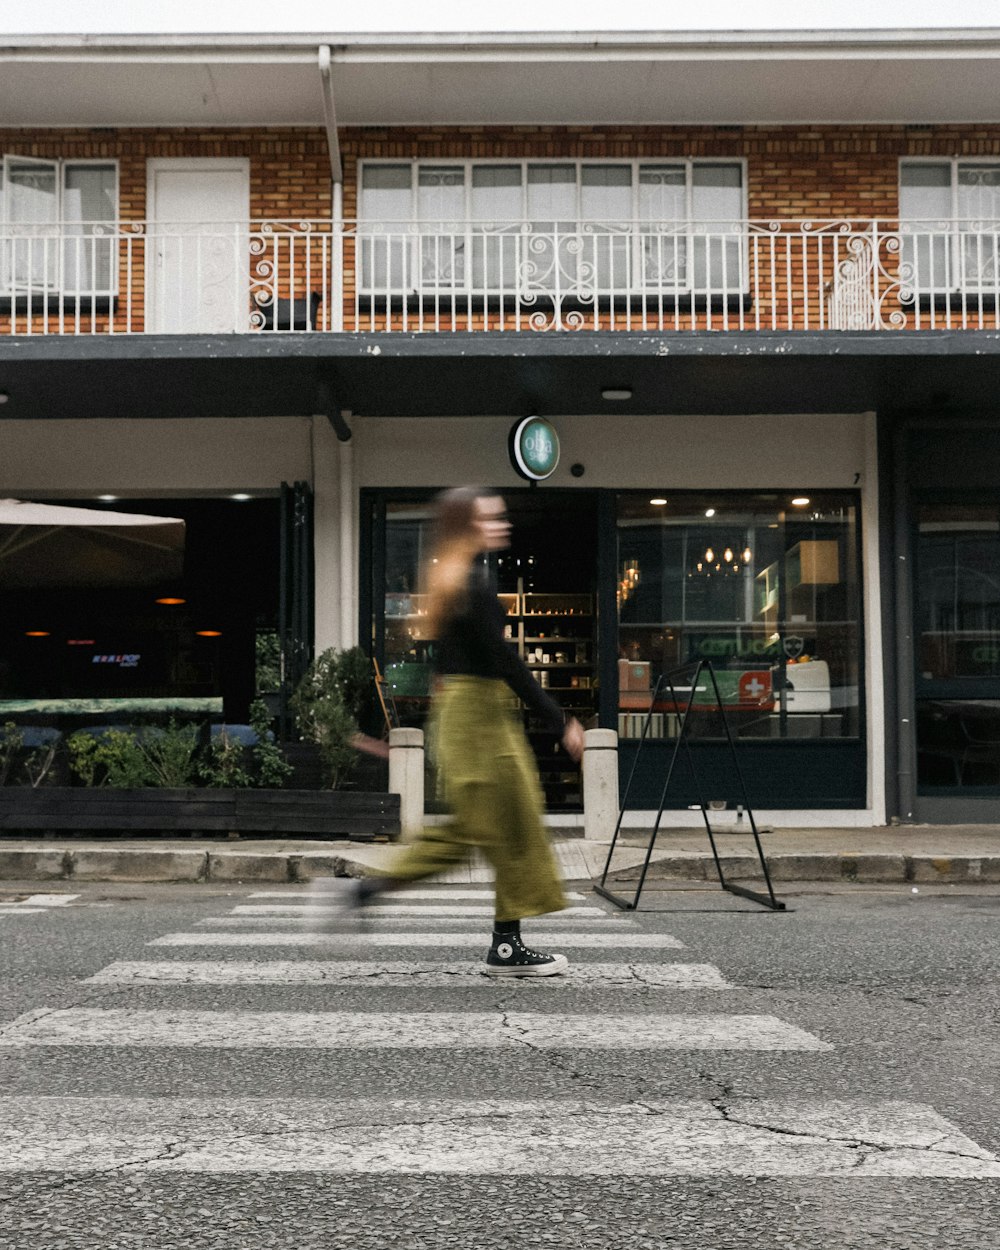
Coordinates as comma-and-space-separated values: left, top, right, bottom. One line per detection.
595, 659, 785, 912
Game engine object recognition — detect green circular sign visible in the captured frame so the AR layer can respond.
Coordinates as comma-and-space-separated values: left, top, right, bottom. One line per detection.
510, 416, 560, 481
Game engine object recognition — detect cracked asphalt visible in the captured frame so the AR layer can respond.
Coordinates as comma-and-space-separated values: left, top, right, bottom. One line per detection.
1, 879, 999, 1247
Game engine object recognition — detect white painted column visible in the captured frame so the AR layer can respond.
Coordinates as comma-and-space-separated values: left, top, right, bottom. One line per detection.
861, 410, 887, 825
389, 727, 425, 839
583, 728, 619, 841
338, 426, 355, 648
311, 414, 341, 654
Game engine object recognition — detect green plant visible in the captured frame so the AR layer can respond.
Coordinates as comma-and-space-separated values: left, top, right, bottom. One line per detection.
67, 729, 152, 788
141, 720, 199, 788
66, 731, 103, 787
248, 699, 293, 789
0, 723, 23, 786
22, 741, 57, 788
290, 647, 374, 789
255, 630, 282, 696
199, 727, 253, 789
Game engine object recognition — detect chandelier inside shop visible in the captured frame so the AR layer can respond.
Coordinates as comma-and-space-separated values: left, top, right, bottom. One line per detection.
689, 542, 752, 578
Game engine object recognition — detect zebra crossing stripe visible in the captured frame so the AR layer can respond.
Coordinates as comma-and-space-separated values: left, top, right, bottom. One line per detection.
252, 889, 588, 902
0, 907, 47, 914
85, 960, 731, 989
198, 915, 637, 929
0, 1009, 828, 1051
22, 894, 79, 906
2, 1096, 995, 1175
148, 931, 684, 949
232, 904, 609, 919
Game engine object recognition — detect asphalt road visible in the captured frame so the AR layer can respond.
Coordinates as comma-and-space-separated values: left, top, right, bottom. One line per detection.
1, 877, 999, 1249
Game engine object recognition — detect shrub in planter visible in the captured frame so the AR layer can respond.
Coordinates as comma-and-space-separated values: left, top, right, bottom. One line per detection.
0, 721, 59, 788
290, 646, 375, 790
198, 701, 293, 789
67, 720, 198, 788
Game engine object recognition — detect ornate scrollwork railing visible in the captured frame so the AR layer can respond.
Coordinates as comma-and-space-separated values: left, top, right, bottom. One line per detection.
0, 216, 998, 335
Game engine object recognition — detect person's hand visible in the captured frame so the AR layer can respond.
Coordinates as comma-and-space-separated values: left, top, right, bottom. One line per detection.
561, 717, 585, 764
351, 733, 390, 759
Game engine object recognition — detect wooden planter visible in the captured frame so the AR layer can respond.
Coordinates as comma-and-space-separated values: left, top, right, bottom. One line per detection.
0, 787, 400, 841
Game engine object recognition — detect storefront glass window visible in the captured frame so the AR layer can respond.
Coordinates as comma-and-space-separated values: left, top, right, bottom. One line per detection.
616, 492, 862, 741
915, 503, 1000, 790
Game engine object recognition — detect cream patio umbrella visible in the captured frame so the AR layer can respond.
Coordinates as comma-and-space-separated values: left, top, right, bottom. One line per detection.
0, 499, 185, 588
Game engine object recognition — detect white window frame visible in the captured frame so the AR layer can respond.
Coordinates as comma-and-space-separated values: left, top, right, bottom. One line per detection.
899, 157, 1000, 293
0, 156, 120, 297
356, 157, 749, 297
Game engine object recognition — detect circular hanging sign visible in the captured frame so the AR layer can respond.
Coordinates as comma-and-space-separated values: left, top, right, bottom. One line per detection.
509, 416, 560, 481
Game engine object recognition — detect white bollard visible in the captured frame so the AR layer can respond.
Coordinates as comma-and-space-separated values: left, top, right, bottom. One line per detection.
583, 728, 619, 841
388, 727, 425, 840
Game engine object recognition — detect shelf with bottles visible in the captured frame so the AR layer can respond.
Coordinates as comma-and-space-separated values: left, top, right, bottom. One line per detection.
520, 593, 593, 618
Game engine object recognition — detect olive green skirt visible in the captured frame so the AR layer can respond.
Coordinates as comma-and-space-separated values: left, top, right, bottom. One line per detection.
384, 675, 567, 922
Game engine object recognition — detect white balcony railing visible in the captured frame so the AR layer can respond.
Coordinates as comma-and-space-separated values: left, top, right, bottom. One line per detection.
1, 217, 999, 335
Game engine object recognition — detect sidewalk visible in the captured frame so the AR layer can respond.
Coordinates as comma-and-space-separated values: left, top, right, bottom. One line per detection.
0, 825, 997, 886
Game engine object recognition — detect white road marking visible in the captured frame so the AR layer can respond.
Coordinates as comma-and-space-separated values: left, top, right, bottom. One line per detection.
232, 904, 608, 918
0, 1097, 994, 1176
252, 889, 588, 902
0, 907, 48, 914
22, 894, 79, 906
198, 915, 637, 929
148, 931, 684, 949
0, 1009, 828, 1051
85, 960, 731, 989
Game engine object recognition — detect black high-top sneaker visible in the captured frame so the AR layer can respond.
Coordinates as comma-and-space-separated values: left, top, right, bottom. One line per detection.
485, 929, 569, 978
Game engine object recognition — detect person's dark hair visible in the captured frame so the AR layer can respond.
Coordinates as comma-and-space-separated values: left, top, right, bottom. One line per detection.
430, 486, 490, 549
422, 486, 494, 638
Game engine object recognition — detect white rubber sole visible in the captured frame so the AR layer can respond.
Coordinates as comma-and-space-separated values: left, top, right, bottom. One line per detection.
483, 953, 570, 978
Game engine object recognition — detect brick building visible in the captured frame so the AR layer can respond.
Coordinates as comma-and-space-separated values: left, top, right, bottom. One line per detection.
2, 28, 1000, 826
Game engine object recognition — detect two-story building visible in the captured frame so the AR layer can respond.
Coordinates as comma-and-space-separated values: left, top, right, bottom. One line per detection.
2, 28, 999, 826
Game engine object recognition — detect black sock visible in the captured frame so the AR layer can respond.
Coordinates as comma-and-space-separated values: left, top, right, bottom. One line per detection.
494, 918, 520, 937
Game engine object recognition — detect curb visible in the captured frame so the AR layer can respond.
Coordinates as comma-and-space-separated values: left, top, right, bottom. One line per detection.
0, 848, 360, 885
608, 852, 1000, 886
1, 846, 1000, 886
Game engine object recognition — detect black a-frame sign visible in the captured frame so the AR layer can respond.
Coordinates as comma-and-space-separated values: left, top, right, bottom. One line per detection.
595, 660, 785, 912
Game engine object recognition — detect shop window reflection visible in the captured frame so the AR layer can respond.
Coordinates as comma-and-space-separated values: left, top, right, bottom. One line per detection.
616, 493, 861, 741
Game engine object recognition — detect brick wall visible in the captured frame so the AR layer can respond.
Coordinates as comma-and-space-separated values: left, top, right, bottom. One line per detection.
1, 123, 998, 334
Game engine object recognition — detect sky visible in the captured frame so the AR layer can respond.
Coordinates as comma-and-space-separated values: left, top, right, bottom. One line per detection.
8, 0, 1000, 35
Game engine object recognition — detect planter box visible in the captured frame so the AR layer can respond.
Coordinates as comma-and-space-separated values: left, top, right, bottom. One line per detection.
0, 787, 400, 840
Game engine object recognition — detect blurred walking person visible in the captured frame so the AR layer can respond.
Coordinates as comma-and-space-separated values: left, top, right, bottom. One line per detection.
317, 486, 584, 976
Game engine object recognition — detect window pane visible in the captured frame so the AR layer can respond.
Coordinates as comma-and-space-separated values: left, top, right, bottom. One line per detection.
899, 163, 953, 291
957, 166, 1000, 286
63, 164, 116, 292
527, 164, 576, 221
359, 165, 412, 292
638, 166, 686, 286
915, 504, 1000, 789
616, 493, 861, 741
691, 163, 743, 291
417, 167, 465, 286
580, 166, 631, 289
5, 160, 59, 290
471, 165, 521, 289
525, 166, 577, 293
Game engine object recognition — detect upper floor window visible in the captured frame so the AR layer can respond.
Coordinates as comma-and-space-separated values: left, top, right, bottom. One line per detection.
0, 157, 118, 295
900, 160, 1000, 292
357, 160, 746, 296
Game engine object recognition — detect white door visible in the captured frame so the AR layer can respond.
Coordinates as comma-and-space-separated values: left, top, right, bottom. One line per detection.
147, 159, 250, 333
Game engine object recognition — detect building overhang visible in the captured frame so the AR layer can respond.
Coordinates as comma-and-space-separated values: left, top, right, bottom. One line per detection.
1, 29, 1000, 126
0, 331, 997, 421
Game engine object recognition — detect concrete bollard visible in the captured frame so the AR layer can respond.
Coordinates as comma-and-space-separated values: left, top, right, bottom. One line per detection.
389, 726, 425, 839
583, 728, 619, 841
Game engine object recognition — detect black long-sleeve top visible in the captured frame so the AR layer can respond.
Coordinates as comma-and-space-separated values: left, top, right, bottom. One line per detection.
434, 567, 566, 739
